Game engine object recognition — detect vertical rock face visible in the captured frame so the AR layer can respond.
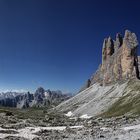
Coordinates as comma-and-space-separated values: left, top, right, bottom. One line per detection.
90, 30, 139, 86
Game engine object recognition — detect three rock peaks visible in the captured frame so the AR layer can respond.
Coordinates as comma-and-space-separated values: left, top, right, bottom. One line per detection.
84, 30, 140, 90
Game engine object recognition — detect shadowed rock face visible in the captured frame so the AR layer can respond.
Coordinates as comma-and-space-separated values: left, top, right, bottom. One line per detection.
84, 30, 139, 88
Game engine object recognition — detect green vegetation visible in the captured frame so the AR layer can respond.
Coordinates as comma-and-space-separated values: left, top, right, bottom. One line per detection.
0, 106, 67, 122
101, 79, 140, 118
0, 106, 49, 120
0, 106, 75, 128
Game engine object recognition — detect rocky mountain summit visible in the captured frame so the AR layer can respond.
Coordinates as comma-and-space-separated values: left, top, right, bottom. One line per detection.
55, 30, 140, 118
84, 30, 140, 89
0, 87, 71, 109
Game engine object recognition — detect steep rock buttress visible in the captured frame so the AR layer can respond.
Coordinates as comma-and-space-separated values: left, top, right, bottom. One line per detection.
82, 30, 139, 90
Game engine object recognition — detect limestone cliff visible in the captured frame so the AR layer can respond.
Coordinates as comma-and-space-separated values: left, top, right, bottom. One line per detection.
85, 30, 139, 88
54, 30, 140, 118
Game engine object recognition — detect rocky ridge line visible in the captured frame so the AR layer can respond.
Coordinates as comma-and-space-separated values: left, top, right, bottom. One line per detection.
82, 30, 139, 90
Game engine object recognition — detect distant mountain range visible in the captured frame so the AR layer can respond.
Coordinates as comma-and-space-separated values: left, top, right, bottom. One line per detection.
0, 87, 71, 109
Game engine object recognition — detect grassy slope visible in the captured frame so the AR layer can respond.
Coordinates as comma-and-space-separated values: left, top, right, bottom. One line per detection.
102, 79, 140, 117
0, 107, 47, 119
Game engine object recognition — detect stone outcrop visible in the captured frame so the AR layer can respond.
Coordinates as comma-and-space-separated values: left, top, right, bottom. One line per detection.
89, 30, 139, 86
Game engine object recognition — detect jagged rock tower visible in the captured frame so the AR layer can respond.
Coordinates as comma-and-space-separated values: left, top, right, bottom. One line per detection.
55, 30, 140, 119
83, 30, 139, 89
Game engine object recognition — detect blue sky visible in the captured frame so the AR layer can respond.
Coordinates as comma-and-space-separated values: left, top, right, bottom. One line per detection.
0, 0, 140, 93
